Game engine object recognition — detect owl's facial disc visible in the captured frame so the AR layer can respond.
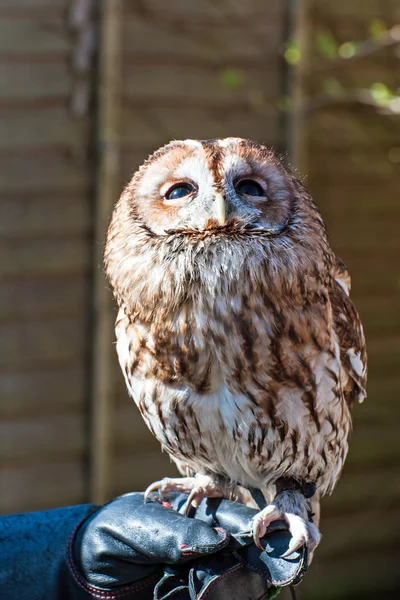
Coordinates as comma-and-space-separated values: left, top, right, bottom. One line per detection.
133, 139, 293, 236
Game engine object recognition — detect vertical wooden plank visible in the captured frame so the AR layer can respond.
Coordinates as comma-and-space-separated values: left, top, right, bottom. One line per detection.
286, 0, 310, 174
89, 0, 122, 504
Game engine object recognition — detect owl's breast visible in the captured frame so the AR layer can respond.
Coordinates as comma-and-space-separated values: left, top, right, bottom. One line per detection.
116, 290, 351, 495
127, 375, 276, 488
125, 372, 348, 496
117, 293, 277, 396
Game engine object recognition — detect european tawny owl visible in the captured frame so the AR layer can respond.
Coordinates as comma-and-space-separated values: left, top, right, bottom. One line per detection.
105, 138, 367, 556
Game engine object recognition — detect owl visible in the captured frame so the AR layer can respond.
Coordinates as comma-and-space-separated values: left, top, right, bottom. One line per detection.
104, 138, 367, 557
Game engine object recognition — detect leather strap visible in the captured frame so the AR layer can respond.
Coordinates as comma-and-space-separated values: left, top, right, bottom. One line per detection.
247, 487, 268, 510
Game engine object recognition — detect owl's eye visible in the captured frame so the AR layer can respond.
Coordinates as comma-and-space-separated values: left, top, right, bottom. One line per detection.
164, 183, 195, 201
235, 179, 265, 197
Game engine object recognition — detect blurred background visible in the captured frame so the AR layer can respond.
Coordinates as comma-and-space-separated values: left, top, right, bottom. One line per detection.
1, 0, 399, 598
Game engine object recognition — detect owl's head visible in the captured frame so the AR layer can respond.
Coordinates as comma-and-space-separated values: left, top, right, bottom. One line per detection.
122, 138, 303, 235
105, 138, 331, 315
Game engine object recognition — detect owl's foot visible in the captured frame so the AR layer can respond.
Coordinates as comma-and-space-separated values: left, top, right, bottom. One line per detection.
252, 490, 321, 557
144, 474, 246, 515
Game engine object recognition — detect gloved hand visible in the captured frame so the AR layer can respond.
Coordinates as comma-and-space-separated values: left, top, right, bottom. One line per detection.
67, 492, 308, 600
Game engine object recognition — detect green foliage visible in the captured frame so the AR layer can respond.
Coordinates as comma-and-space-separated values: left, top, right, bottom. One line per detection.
315, 29, 338, 58
308, 22, 400, 113
338, 41, 357, 59
219, 69, 244, 90
369, 18, 386, 40
322, 77, 344, 98
267, 585, 281, 599
284, 39, 301, 65
369, 82, 396, 106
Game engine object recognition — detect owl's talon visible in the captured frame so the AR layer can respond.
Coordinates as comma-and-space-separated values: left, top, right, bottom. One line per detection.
144, 474, 241, 514
144, 476, 196, 503
279, 513, 309, 558
279, 530, 307, 558
144, 480, 165, 503
251, 499, 320, 558
143, 475, 227, 508
252, 504, 280, 550
185, 486, 204, 515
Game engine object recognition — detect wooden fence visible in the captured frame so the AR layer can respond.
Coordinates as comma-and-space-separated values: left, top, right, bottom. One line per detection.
1, 1, 399, 598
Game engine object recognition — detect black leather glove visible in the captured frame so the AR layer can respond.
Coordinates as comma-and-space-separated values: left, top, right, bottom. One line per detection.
67, 492, 308, 600
0, 492, 307, 600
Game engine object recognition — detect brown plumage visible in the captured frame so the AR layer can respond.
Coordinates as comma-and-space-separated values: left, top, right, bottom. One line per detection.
105, 138, 367, 555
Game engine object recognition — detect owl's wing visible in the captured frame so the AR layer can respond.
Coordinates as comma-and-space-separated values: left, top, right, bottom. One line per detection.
331, 257, 367, 407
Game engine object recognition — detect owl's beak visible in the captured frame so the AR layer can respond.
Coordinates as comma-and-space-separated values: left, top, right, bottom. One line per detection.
214, 192, 226, 226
